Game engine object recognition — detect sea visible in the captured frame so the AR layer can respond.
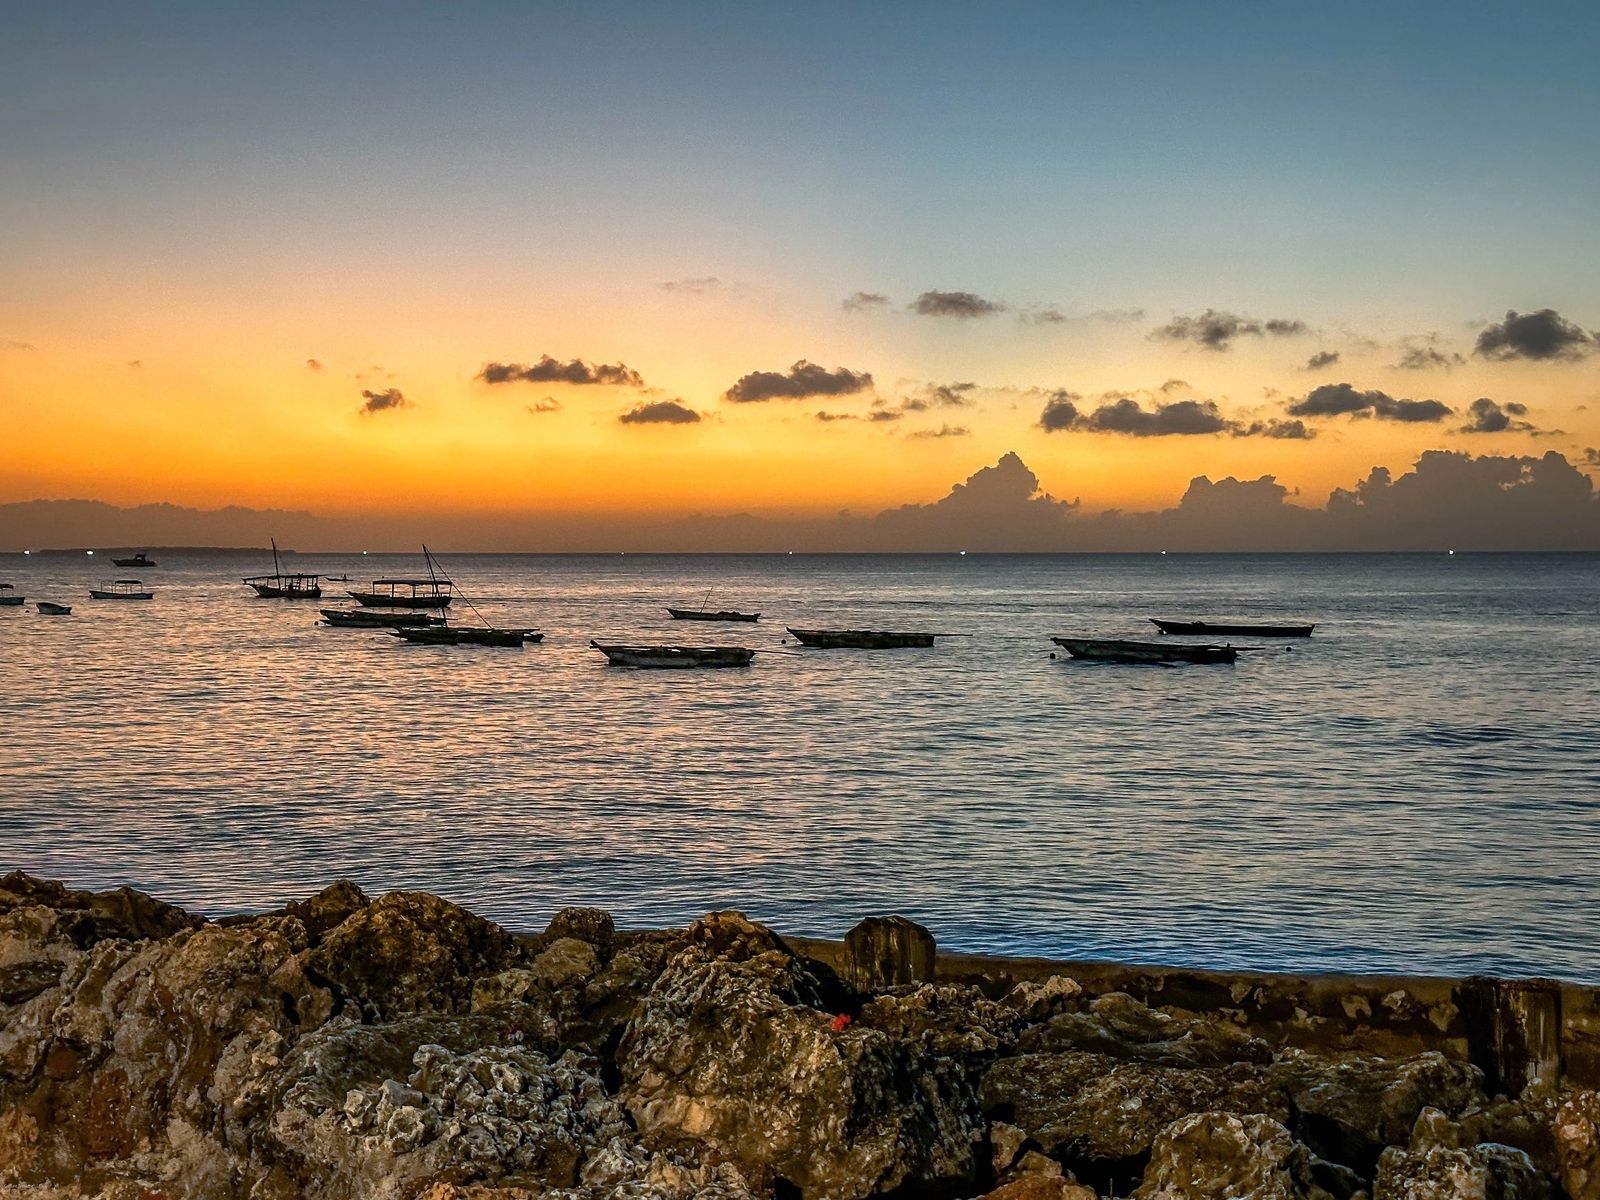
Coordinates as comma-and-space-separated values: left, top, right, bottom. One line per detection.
2, 550, 1597, 982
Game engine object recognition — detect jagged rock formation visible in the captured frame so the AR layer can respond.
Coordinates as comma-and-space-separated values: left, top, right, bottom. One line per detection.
0, 874, 1593, 1200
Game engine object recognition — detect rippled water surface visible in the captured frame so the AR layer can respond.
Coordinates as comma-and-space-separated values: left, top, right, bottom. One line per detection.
3, 551, 1598, 981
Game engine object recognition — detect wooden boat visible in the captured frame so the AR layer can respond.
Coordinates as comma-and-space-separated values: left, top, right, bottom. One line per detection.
36, 601, 72, 615
590, 640, 755, 669
391, 626, 541, 647
320, 608, 443, 628
245, 538, 322, 598
89, 579, 154, 600
667, 607, 760, 622
787, 628, 942, 649
0, 584, 22, 607
111, 552, 155, 568
347, 578, 454, 608
1150, 618, 1314, 637
1053, 637, 1236, 665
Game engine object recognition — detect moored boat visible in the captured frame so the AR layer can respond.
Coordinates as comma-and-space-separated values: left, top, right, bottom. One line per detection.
0, 584, 22, 607
390, 625, 541, 647
111, 552, 155, 568
667, 607, 760, 622
36, 601, 71, 615
348, 578, 454, 608
787, 628, 942, 649
1150, 618, 1314, 637
89, 579, 154, 600
245, 538, 322, 598
590, 640, 755, 669
1053, 637, 1236, 665
320, 608, 444, 628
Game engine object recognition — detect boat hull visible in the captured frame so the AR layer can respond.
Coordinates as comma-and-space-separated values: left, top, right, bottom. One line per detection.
248, 582, 323, 599
36, 602, 71, 615
111, 557, 154, 568
1053, 637, 1236, 665
787, 627, 938, 649
0, 596, 23, 607
390, 626, 541, 646
667, 608, 760, 622
1151, 619, 1313, 637
89, 590, 153, 600
590, 640, 754, 668
320, 608, 442, 628
348, 590, 453, 608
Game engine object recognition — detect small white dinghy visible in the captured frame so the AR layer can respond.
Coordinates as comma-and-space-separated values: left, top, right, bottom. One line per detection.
37, 601, 72, 615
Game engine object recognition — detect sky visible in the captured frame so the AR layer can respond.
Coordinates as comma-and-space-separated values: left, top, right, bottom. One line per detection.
2, 2, 1599, 546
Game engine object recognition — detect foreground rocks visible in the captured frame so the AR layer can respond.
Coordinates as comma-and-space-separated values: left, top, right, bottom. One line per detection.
0, 872, 1592, 1200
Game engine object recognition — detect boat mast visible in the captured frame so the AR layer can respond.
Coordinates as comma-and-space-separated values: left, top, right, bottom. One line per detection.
271, 537, 282, 579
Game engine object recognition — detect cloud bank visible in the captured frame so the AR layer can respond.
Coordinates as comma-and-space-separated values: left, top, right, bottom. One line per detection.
723, 360, 873, 403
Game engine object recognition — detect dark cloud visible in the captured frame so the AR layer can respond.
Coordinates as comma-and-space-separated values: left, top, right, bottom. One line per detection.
305, 358, 324, 372
619, 400, 700, 425
479, 356, 645, 387
814, 411, 857, 422
867, 409, 903, 423
1037, 391, 1082, 432
723, 359, 873, 403
527, 397, 561, 415
1584, 448, 1600, 467
1150, 309, 1308, 351
127, 359, 143, 369
1233, 419, 1317, 440
908, 290, 1005, 318
359, 388, 409, 415
1458, 397, 1533, 434
659, 277, 720, 294
1040, 393, 1231, 436
842, 291, 890, 312
907, 424, 971, 439
1475, 308, 1596, 362
1020, 305, 1145, 326
1287, 383, 1452, 423
1304, 351, 1341, 371
871, 452, 1079, 548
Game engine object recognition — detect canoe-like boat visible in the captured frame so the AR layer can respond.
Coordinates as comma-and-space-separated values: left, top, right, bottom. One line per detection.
89, 579, 154, 600
667, 607, 761, 623
320, 608, 443, 628
1053, 637, 1236, 665
787, 628, 941, 649
0, 584, 22, 607
348, 578, 454, 608
245, 538, 322, 598
36, 601, 72, 615
590, 640, 755, 669
111, 553, 155, 568
390, 626, 542, 647
1150, 618, 1313, 637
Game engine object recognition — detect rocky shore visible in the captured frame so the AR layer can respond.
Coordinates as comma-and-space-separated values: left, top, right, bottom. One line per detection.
1, 874, 1596, 1200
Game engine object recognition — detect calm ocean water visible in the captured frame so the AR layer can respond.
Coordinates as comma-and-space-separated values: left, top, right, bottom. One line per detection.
2, 551, 1597, 982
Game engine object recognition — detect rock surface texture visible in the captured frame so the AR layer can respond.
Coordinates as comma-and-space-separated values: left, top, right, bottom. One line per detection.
0, 875, 1588, 1200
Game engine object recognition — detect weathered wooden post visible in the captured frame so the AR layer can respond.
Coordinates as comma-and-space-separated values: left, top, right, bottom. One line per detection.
844, 915, 936, 991
1460, 975, 1562, 1096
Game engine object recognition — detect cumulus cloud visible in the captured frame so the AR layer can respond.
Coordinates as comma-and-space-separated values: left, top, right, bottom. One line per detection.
870, 452, 1079, 547
723, 359, 873, 403
1286, 383, 1452, 423
896, 381, 977, 412
908, 290, 1005, 318
527, 397, 561, 415
1039, 392, 1242, 437
1584, 448, 1600, 467
359, 388, 409, 415
1304, 351, 1341, 371
814, 411, 857, 423
479, 356, 645, 387
1458, 397, 1534, 434
842, 291, 890, 312
867, 409, 903, 423
1475, 308, 1596, 362
1396, 344, 1465, 371
1151, 309, 1308, 351
619, 400, 701, 425
1037, 391, 1083, 432
907, 424, 971, 439
659, 277, 720, 294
